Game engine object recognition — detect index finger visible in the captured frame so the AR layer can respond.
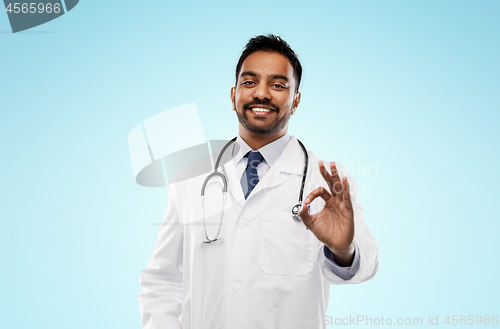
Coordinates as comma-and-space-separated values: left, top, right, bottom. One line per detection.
319, 161, 343, 197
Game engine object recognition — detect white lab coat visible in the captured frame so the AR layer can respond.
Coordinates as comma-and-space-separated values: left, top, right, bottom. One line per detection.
139, 136, 378, 329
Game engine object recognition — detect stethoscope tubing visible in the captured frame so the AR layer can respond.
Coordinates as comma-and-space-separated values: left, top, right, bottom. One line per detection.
201, 137, 308, 243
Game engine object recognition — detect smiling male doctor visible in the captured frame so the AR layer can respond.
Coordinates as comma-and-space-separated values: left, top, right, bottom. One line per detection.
139, 35, 378, 329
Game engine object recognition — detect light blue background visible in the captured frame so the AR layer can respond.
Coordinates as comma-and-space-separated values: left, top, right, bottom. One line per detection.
1, 1, 499, 328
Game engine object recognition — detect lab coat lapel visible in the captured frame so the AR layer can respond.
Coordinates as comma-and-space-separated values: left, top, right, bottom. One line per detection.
222, 154, 246, 208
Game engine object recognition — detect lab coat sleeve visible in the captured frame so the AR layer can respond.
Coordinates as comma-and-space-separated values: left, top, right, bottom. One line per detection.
139, 186, 183, 329
317, 162, 379, 285
323, 242, 360, 280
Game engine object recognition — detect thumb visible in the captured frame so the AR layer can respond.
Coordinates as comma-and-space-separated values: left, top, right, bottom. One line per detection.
298, 202, 313, 225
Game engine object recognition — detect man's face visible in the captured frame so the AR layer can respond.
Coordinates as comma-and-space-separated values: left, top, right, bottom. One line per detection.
231, 51, 301, 137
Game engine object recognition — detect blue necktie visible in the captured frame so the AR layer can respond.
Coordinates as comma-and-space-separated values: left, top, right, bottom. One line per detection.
244, 151, 264, 199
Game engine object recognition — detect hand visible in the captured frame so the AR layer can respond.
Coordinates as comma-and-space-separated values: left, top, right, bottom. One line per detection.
299, 161, 355, 266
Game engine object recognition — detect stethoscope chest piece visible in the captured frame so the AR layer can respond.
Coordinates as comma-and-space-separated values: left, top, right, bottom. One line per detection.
291, 203, 302, 222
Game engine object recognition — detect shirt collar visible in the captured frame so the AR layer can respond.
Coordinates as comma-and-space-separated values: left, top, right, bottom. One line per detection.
233, 133, 291, 167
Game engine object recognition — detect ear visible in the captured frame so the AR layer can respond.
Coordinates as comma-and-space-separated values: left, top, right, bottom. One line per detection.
230, 87, 236, 111
291, 91, 301, 115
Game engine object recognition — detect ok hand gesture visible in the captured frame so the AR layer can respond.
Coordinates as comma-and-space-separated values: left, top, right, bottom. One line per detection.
299, 161, 355, 266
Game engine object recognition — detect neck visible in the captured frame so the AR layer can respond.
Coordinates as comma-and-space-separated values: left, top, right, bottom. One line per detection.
239, 125, 287, 150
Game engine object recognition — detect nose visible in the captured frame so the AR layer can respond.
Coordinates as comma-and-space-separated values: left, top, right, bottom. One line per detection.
252, 83, 272, 101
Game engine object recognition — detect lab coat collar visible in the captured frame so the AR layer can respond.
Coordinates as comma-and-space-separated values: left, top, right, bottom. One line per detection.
222, 135, 307, 206
274, 136, 308, 176
239, 136, 307, 201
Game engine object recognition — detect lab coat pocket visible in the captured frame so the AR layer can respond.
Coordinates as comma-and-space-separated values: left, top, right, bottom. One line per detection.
260, 212, 314, 276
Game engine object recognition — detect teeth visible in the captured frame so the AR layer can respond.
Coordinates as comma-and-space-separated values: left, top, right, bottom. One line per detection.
251, 108, 271, 112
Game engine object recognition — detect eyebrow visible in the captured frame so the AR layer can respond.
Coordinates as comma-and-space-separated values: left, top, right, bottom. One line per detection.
240, 71, 289, 82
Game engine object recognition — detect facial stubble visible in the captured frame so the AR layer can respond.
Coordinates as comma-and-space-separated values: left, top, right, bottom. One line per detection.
234, 100, 293, 136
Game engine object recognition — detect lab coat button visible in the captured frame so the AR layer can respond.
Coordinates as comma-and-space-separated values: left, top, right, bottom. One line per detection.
239, 220, 248, 228
232, 282, 241, 291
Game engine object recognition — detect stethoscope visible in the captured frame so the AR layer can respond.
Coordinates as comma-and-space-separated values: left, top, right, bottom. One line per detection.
200, 137, 309, 244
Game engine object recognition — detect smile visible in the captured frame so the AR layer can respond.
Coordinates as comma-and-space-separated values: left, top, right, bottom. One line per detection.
251, 108, 273, 112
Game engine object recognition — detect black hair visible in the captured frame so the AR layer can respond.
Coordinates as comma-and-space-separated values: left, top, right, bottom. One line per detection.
235, 34, 302, 93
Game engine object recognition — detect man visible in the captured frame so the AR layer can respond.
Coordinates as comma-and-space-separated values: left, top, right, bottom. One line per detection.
139, 35, 378, 329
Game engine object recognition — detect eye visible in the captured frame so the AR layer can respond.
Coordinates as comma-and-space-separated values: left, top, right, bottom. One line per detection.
242, 81, 256, 86
272, 84, 285, 89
